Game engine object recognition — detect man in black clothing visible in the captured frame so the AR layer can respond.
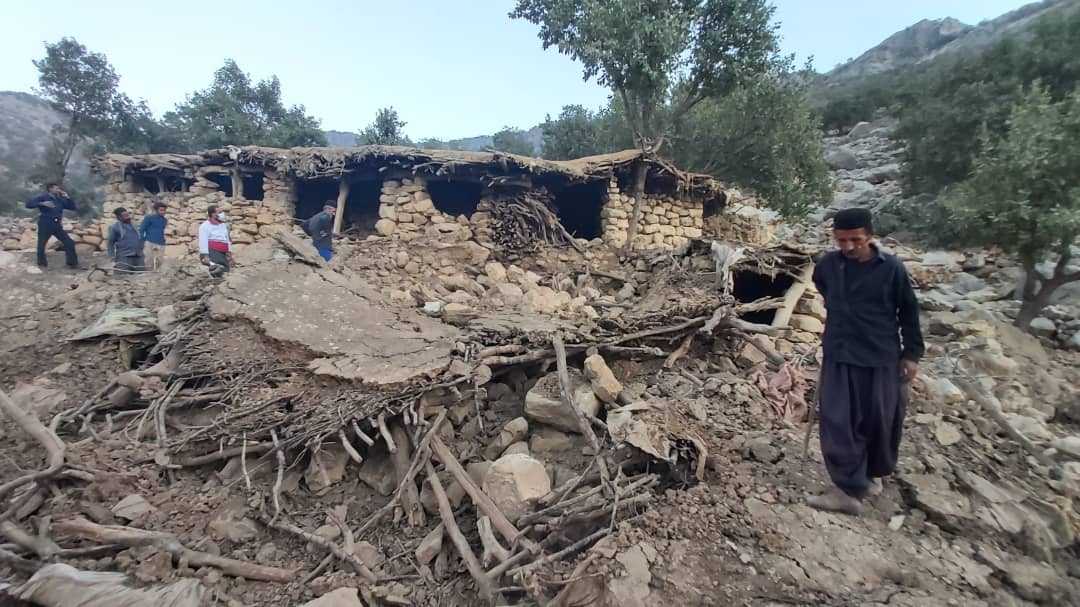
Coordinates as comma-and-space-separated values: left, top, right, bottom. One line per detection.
808, 208, 924, 515
304, 200, 337, 261
107, 208, 145, 273
25, 182, 79, 268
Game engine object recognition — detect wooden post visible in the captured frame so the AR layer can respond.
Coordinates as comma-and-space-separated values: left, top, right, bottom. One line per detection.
771, 262, 815, 329
333, 177, 350, 234
231, 168, 242, 200
155, 176, 166, 195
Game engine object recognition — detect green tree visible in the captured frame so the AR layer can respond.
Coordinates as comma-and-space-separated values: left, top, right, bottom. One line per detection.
33, 37, 127, 181
165, 59, 326, 150
671, 67, 831, 218
491, 127, 536, 155
512, 0, 781, 246
541, 105, 604, 159
940, 84, 1080, 329
357, 107, 412, 146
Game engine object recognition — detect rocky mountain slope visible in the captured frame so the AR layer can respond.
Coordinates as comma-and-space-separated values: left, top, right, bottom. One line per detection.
824, 0, 1073, 81
326, 126, 544, 153
0, 91, 93, 203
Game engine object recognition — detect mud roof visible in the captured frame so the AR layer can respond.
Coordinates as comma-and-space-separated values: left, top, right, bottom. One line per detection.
93, 145, 729, 202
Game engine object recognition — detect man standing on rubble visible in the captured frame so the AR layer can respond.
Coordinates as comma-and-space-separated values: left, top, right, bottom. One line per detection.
107, 207, 146, 273
25, 182, 79, 269
140, 201, 168, 270
198, 205, 233, 277
807, 207, 923, 516
304, 200, 337, 261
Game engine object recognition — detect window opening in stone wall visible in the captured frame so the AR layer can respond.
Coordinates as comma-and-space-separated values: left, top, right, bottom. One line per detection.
703, 192, 728, 219
205, 173, 233, 197
553, 180, 606, 240
341, 180, 383, 237
162, 176, 190, 192
428, 180, 482, 218
294, 178, 339, 221
137, 175, 160, 194
732, 270, 795, 325
242, 173, 265, 200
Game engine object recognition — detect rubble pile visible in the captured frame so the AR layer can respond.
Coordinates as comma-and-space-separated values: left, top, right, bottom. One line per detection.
0, 209, 1078, 607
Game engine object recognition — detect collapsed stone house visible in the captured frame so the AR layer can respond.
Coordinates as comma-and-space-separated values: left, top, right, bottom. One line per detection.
79, 145, 769, 257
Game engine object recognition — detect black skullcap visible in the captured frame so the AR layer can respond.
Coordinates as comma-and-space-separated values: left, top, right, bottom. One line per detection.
323, 200, 338, 209
833, 208, 873, 232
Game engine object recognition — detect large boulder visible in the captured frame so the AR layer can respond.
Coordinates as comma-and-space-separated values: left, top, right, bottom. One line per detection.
304, 443, 351, 495
482, 453, 551, 521
826, 148, 858, 170
524, 370, 600, 433
847, 121, 874, 140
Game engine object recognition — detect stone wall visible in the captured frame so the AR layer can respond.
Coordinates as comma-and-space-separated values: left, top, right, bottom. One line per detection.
600, 179, 704, 251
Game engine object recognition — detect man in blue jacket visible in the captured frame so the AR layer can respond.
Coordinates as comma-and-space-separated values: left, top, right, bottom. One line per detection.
139, 201, 168, 270
25, 182, 79, 269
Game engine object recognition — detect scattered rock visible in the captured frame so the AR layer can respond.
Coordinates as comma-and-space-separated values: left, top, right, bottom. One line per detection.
1003, 414, 1052, 442
583, 354, 623, 403
304, 443, 351, 495
745, 436, 781, 464
888, 515, 905, 531
111, 494, 155, 522
415, 524, 444, 565
1029, 317, 1056, 338
529, 427, 578, 454
787, 314, 824, 333
503, 441, 530, 456
484, 262, 507, 283
1050, 436, 1080, 460
794, 296, 826, 321
847, 121, 874, 140
420, 471, 466, 515
609, 543, 652, 605
934, 421, 963, 446
298, 587, 365, 607
352, 541, 383, 570
920, 376, 964, 404
524, 370, 600, 434
482, 453, 551, 521
207, 498, 259, 543
826, 148, 858, 170
374, 219, 396, 237
358, 452, 397, 496
484, 417, 529, 460
900, 474, 972, 528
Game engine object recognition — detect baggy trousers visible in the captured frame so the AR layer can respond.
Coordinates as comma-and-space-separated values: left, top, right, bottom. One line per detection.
819, 361, 907, 498
36, 218, 78, 267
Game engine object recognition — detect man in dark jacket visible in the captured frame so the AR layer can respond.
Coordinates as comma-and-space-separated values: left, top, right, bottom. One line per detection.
139, 201, 168, 270
107, 207, 145, 273
807, 208, 924, 516
25, 182, 79, 268
304, 200, 337, 261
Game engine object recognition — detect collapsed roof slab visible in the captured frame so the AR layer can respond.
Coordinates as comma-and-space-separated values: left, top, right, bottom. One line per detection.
207, 256, 458, 386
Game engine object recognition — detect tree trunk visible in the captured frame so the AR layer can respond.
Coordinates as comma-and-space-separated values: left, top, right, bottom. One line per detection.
621, 160, 648, 253
1014, 274, 1069, 330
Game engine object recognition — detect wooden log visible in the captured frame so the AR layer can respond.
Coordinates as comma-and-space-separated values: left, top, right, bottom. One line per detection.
771, 262, 815, 329
0, 389, 65, 504
552, 336, 610, 485
333, 178, 350, 234
425, 461, 495, 601
53, 517, 296, 582
389, 420, 425, 527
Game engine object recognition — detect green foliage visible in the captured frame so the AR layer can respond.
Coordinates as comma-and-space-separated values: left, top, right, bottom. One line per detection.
540, 105, 606, 159
491, 127, 536, 156
895, 7, 1080, 195
511, 0, 779, 149
357, 107, 412, 146
670, 69, 831, 218
938, 84, 1080, 325
33, 37, 127, 181
942, 84, 1080, 262
165, 59, 326, 150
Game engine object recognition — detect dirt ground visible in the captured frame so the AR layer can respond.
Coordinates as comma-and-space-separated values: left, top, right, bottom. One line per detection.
0, 237, 1078, 607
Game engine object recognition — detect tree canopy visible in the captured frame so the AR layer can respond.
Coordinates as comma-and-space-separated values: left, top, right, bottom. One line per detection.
357, 107, 412, 146
491, 127, 536, 156
940, 84, 1080, 328
164, 59, 326, 150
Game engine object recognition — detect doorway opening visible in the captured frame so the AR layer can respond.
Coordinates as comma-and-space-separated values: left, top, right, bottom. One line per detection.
205, 173, 233, 197
732, 270, 795, 325
295, 179, 339, 222
553, 180, 606, 239
340, 180, 383, 237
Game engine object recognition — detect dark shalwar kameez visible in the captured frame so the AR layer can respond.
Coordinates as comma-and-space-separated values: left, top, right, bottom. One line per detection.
812, 247, 923, 498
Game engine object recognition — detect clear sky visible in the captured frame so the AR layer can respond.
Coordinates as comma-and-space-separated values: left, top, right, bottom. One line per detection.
0, 0, 1030, 140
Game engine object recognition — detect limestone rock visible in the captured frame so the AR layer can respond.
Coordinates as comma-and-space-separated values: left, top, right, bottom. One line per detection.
847, 121, 874, 139
524, 370, 600, 433
934, 421, 963, 446
358, 452, 397, 496
374, 219, 396, 236
112, 494, 155, 522
583, 354, 622, 403
207, 498, 259, 543
788, 314, 824, 334
1029, 317, 1056, 337
794, 296, 826, 321
919, 376, 964, 404
502, 441, 530, 456
482, 453, 551, 521
415, 524, 444, 565
298, 588, 365, 607
529, 427, 579, 455
420, 471, 466, 515
522, 286, 561, 314
304, 443, 351, 495
491, 282, 524, 307
826, 148, 858, 170
484, 417, 529, 460
485, 261, 507, 283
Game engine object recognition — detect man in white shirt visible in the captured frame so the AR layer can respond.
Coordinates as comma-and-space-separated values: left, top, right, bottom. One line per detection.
198, 205, 232, 277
